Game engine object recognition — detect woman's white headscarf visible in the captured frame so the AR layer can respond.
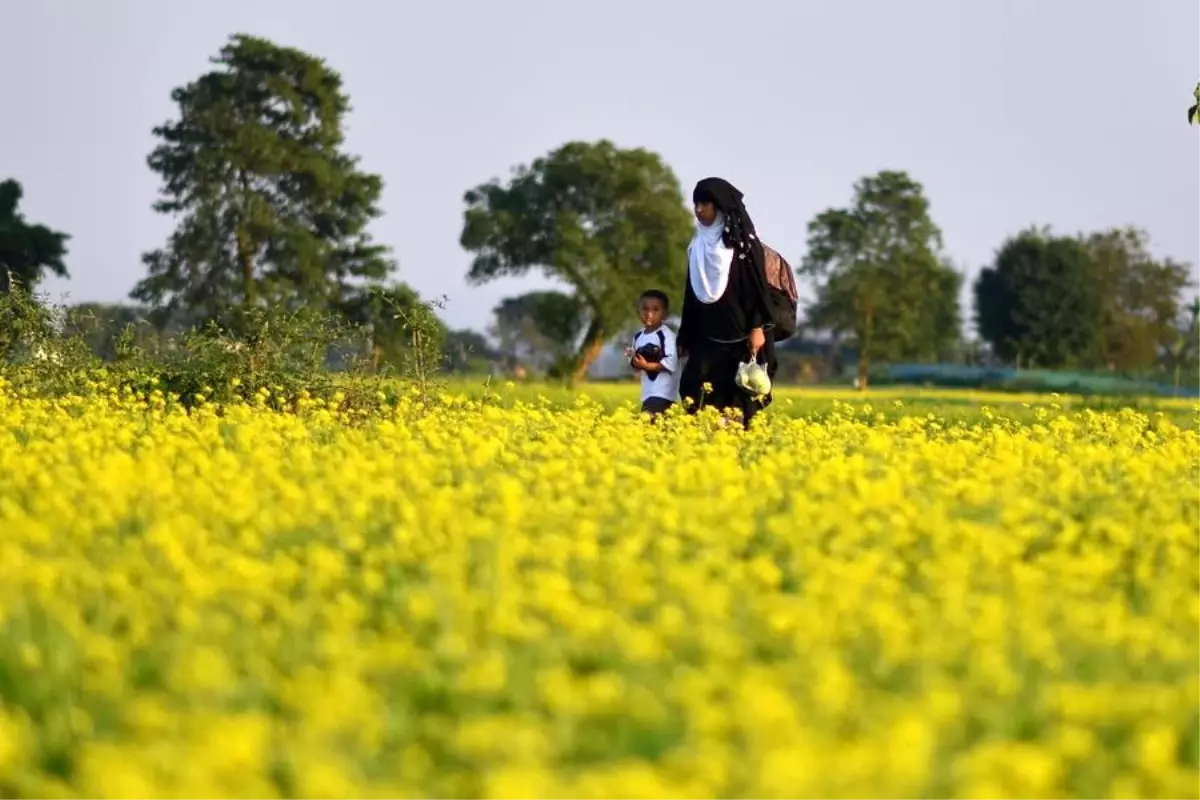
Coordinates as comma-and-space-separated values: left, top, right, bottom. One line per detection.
688, 212, 734, 304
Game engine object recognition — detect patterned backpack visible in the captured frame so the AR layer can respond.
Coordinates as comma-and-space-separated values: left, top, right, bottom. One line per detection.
761, 243, 799, 342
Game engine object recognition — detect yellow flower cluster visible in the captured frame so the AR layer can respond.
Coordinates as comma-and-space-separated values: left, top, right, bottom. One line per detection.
0, 386, 1196, 799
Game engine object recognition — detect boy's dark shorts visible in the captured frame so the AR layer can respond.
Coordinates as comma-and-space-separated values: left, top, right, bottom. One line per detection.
641, 397, 674, 416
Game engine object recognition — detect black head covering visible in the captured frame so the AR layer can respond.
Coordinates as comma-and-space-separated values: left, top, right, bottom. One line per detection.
692, 176, 763, 268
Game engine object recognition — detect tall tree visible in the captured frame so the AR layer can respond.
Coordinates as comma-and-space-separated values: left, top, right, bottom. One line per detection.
1084, 227, 1192, 371
131, 34, 392, 327
973, 227, 1102, 368
489, 290, 584, 374
0, 179, 70, 291
975, 226, 1192, 371
459, 140, 693, 384
799, 170, 962, 389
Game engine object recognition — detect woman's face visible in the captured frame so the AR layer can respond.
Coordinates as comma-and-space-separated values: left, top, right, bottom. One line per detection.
694, 201, 717, 227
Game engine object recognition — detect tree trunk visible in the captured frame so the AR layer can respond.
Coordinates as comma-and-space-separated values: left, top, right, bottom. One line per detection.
1171, 332, 1186, 393
569, 318, 606, 387
235, 221, 256, 313
856, 301, 873, 391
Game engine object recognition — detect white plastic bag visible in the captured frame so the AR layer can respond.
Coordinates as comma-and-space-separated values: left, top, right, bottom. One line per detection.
735, 360, 772, 397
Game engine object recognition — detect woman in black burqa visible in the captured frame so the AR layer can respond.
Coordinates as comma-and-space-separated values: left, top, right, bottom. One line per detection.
677, 177, 778, 429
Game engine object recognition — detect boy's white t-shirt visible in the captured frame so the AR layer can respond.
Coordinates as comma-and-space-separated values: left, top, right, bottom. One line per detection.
632, 325, 680, 403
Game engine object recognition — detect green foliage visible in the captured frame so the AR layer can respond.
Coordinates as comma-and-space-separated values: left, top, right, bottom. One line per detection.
335, 282, 445, 369
131, 34, 393, 328
381, 291, 448, 409
489, 291, 584, 374
1, 286, 369, 411
799, 170, 963, 388
1161, 297, 1200, 391
147, 305, 356, 408
443, 328, 498, 374
1085, 227, 1193, 370
0, 282, 55, 362
331, 282, 463, 407
0, 180, 70, 290
2, 279, 495, 415
0, 286, 124, 397
974, 226, 1193, 371
974, 228, 1101, 368
460, 140, 693, 383
1188, 82, 1199, 125
60, 303, 157, 362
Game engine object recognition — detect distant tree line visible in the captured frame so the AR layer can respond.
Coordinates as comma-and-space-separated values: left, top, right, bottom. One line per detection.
2, 34, 1196, 390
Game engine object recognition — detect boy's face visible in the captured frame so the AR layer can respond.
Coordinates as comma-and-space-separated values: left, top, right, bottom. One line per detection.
639, 296, 666, 328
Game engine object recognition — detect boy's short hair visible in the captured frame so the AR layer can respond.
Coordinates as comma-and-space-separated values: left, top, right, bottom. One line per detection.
639, 289, 670, 309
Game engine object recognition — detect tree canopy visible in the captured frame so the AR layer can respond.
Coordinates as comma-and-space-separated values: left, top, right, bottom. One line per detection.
973, 228, 1100, 368
974, 226, 1191, 371
131, 34, 393, 328
460, 140, 693, 383
489, 290, 584, 375
799, 170, 962, 388
0, 179, 70, 291
5, 43, 1193, 391
1086, 228, 1192, 371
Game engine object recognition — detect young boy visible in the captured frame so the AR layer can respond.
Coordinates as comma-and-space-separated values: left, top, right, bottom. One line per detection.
625, 289, 679, 418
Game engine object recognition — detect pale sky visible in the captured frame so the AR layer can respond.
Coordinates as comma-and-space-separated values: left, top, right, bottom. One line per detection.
2, 0, 1197, 336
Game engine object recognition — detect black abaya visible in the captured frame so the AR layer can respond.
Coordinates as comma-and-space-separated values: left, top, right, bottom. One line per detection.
679, 331, 777, 428
678, 177, 780, 429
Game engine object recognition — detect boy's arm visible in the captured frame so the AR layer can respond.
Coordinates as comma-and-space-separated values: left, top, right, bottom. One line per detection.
633, 343, 676, 375
631, 355, 654, 372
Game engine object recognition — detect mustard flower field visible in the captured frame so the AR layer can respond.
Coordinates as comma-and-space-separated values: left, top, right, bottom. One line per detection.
0, 383, 1197, 799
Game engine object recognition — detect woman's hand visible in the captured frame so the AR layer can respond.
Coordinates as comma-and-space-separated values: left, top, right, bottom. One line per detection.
748, 327, 765, 357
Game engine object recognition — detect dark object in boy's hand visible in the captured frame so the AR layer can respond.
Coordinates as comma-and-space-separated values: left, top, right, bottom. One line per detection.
635, 342, 664, 364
